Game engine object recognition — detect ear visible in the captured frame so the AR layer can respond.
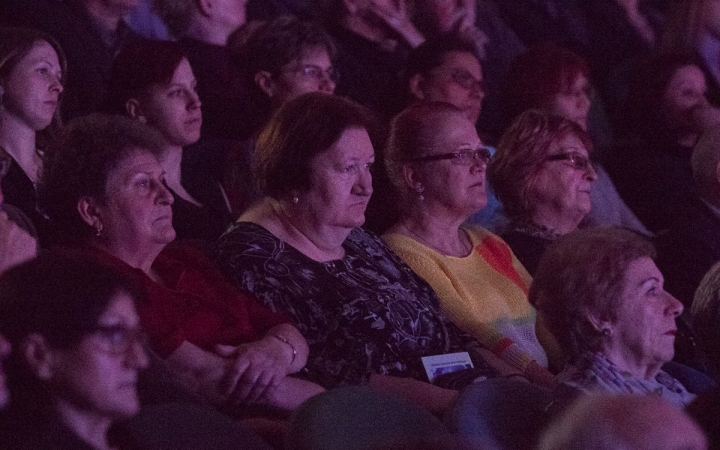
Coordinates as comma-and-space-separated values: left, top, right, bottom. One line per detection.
77, 196, 103, 230
585, 310, 612, 335
402, 163, 423, 192
254, 71, 276, 99
715, 161, 720, 187
195, 0, 213, 17
409, 73, 427, 101
20, 333, 55, 381
125, 99, 147, 124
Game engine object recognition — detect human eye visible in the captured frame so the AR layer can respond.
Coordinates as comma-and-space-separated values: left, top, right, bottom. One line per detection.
364, 161, 374, 170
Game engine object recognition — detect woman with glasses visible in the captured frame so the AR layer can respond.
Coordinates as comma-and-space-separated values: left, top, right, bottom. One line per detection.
488, 109, 597, 277
39, 114, 323, 415
0, 251, 149, 449
383, 102, 557, 385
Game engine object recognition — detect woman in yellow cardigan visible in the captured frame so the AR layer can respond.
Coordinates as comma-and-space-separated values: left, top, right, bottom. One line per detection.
382, 102, 558, 386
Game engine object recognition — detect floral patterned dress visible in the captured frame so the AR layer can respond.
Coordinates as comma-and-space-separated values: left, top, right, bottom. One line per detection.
214, 222, 488, 388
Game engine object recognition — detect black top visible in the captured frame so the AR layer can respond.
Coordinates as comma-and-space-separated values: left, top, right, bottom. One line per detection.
214, 223, 493, 388
500, 225, 555, 276
1, 162, 52, 248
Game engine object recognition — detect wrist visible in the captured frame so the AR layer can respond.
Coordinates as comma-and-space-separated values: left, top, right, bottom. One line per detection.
269, 333, 297, 368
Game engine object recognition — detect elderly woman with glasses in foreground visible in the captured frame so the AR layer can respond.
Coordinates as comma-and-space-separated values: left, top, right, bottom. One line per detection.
382, 102, 557, 385
531, 227, 693, 407
0, 251, 149, 449
488, 109, 597, 276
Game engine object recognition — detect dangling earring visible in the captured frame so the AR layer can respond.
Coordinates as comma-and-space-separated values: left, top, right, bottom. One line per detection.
292, 196, 299, 205
416, 185, 424, 201
601, 328, 611, 337
95, 222, 103, 237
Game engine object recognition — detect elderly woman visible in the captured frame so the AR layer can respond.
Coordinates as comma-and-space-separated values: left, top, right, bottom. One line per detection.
0, 27, 65, 247
215, 93, 497, 413
530, 227, 692, 407
39, 114, 322, 412
0, 251, 149, 448
103, 40, 232, 243
487, 109, 597, 275
501, 43, 649, 236
382, 102, 556, 384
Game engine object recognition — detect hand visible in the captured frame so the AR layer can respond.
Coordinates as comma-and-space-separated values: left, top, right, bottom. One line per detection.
454, 0, 477, 32
369, 0, 425, 47
0, 211, 37, 274
214, 337, 291, 405
690, 104, 720, 132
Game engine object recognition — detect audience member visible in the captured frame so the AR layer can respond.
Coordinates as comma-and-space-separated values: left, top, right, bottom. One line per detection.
103, 40, 233, 243
539, 394, 707, 450
657, 124, 720, 306
0, 146, 37, 275
153, 0, 251, 140
315, 0, 423, 114
688, 387, 720, 450
487, 110, 597, 275
39, 114, 323, 412
230, 15, 338, 138
0, 334, 9, 410
531, 227, 693, 407
382, 102, 556, 386
501, 44, 649, 236
661, 0, 720, 104
215, 93, 496, 415
0, 251, 149, 449
0, 27, 66, 247
1, 0, 141, 120
607, 53, 720, 233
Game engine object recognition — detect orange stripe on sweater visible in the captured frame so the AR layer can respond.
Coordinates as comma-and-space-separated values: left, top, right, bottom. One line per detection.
476, 236, 529, 296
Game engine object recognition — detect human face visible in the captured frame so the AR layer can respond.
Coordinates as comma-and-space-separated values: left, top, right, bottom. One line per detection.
1, 40, 62, 131
298, 127, 374, 230
663, 65, 709, 131
49, 292, 148, 420
0, 334, 10, 409
270, 47, 336, 107
210, 0, 247, 32
529, 133, 596, 221
607, 257, 683, 377
140, 58, 202, 147
549, 74, 591, 130
413, 113, 487, 218
98, 149, 175, 253
418, 51, 484, 124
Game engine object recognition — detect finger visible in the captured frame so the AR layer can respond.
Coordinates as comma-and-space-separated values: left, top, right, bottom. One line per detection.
221, 359, 250, 398
214, 344, 237, 357
245, 372, 274, 404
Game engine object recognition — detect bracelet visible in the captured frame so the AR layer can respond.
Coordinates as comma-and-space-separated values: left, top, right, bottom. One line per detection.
269, 333, 297, 365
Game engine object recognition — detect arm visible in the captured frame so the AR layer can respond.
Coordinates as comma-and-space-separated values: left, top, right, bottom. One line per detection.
164, 334, 320, 410
0, 211, 37, 275
369, 0, 425, 47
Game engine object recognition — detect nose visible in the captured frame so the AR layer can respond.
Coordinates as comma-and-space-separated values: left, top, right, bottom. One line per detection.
126, 340, 149, 369
665, 292, 684, 317
187, 90, 201, 110
584, 162, 598, 181
318, 73, 336, 94
156, 181, 175, 205
0, 335, 10, 358
50, 76, 63, 94
355, 165, 373, 197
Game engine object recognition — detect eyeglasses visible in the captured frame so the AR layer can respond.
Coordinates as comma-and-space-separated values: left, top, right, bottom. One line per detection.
89, 324, 147, 356
449, 69, 484, 92
545, 151, 596, 172
284, 64, 339, 83
408, 147, 491, 166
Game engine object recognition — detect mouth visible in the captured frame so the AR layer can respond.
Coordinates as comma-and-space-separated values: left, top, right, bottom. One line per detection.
665, 330, 677, 336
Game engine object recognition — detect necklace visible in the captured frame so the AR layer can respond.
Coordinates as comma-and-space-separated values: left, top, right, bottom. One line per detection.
404, 224, 471, 257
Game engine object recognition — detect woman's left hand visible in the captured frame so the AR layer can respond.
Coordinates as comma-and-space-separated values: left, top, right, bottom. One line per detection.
215, 337, 292, 404
369, 0, 425, 47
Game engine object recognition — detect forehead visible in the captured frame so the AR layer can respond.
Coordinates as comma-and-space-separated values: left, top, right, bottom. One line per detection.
169, 58, 194, 82
295, 46, 331, 64
430, 112, 480, 146
550, 133, 588, 154
318, 127, 374, 161
667, 65, 705, 88
623, 256, 661, 284
436, 51, 481, 76
98, 291, 139, 325
17, 40, 60, 67
111, 148, 161, 176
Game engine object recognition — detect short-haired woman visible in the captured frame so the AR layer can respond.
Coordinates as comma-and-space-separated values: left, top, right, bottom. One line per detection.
0, 251, 149, 448
530, 227, 693, 407
215, 93, 496, 414
488, 109, 597, 275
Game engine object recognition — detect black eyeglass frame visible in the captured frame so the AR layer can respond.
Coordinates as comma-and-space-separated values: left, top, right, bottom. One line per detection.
405, 147, 492, 166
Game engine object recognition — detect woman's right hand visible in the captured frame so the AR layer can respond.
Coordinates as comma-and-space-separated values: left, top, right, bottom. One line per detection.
215, 337, 293, 405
